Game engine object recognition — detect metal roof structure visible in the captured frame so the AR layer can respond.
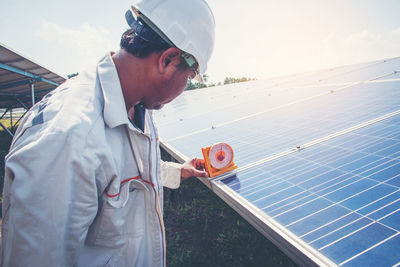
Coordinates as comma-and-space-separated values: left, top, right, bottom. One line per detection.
0, 43, 66, 135
155, 57, 400, 266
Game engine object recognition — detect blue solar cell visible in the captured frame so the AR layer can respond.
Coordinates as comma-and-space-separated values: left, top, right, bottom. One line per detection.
368, 162, 400, 183
275, 197, 333, 226
388, 176, 400, 187
288, 205, 352, 236
373, 143, 400, 158
314, 175, 360, 196
337, 154, 382, 172
357, 190, 400, 216
379, 209, 400, 231
294, 169, 345, 189
262, 191, 313, 214
359, 160, 400, 179
245, 181, 298, 203
320, 223, 396, 264
342, 234, 400, 266
254, 187, 310, 213
310, 216, 373, 249
301, 212, 360, 242
347, 157, 389, 175
340, 184, 397, 211
323, 179, 378, 203
368, 199, 400, 225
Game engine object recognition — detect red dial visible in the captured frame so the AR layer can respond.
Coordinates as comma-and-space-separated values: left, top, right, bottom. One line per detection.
209, 143, 234, 169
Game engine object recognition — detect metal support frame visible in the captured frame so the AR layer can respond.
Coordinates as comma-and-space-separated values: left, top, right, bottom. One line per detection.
0, 62, 59, 87
0, 109, 8, 120
31, 82, 35, 106
0, 61, 60, 108
0, 79, 37, 90
13, 109, 28, 127
0, 108, 14, 137
0, 106, 26, 138
0, 50, 63, 138
0, 105, 27, 138
0, 87, 56, 99
10, 108, 12, 128
0, 120, 13, 137
14, 96, 29, 110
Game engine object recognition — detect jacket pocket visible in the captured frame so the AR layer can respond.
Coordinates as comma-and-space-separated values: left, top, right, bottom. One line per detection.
88, 179, 148, 248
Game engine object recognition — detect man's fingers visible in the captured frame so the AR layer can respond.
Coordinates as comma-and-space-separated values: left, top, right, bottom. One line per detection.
193, 169, 208, 178
181, 158, 209, 180
193, 158, 206, 170
198, 159, 206, 169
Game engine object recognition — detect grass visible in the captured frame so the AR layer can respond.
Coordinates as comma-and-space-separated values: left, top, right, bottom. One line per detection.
0, 127, 296, 266
0, 119, 12, 129
164, 178, 297, 266
0, 117, 20, 130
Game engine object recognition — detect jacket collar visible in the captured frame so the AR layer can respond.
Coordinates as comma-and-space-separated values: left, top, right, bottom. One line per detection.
97, 53, 130, 129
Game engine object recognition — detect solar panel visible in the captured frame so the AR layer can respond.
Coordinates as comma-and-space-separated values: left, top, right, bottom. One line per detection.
157, 58, 400, 142
217, 115, 400, 266
163, 80, 400, 166
154, 57, 400, 266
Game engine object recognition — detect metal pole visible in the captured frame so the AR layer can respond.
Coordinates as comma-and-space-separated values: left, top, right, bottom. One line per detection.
0, 108, 8, 120
10, 108, 12, 129
15, 96, 29, 110
14, 109, 29, 127
31, 82, 35, 106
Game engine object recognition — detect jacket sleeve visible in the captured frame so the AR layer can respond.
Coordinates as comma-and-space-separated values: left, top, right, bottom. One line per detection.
160, 160, 182, 189
1, 130, 99, 266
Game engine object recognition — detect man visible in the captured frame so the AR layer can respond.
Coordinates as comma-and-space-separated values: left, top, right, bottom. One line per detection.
1, 0, 215, 266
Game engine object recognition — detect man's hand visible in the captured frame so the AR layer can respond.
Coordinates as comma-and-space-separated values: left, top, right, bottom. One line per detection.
181, 158, 209, 180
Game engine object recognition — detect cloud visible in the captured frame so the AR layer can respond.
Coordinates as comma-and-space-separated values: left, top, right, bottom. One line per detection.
390, 27, 400, 37
318, 29, 400, 70
34, 19, 118, 74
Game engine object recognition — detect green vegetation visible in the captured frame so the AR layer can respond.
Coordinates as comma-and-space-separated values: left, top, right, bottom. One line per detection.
1, 114, 22, 133
223, 77, 256, 85
0, 119, 13, 129
164, 178, 296, 266
185, 75, 256, 91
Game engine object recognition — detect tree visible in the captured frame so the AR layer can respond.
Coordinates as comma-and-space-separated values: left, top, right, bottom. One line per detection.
202, 74, 208, 83
184, 75, 256, 90
223, 77, 255, 85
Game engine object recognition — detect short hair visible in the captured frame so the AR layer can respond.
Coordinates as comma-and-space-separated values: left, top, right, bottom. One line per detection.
120, 29, 191, 71
120, 29, 170, 58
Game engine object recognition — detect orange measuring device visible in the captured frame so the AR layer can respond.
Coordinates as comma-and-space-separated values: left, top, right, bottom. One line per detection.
201, 142, 238, 178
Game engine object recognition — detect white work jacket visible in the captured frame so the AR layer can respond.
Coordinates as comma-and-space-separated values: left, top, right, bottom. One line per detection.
1, 53, 182, 266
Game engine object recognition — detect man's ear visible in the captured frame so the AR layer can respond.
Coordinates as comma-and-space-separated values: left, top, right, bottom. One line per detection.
158, 47, 182, 74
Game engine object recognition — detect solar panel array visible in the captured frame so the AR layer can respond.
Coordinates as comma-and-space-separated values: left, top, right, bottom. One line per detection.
154, 57, 400, 266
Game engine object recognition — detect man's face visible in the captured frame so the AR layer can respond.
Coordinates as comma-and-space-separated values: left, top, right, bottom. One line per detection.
143, 67, 196, 110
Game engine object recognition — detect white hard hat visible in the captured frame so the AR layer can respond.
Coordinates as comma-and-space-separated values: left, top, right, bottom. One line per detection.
130, 0, 216, 79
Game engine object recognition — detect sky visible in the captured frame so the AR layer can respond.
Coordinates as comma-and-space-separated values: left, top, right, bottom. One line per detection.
1, 0, 400, 84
